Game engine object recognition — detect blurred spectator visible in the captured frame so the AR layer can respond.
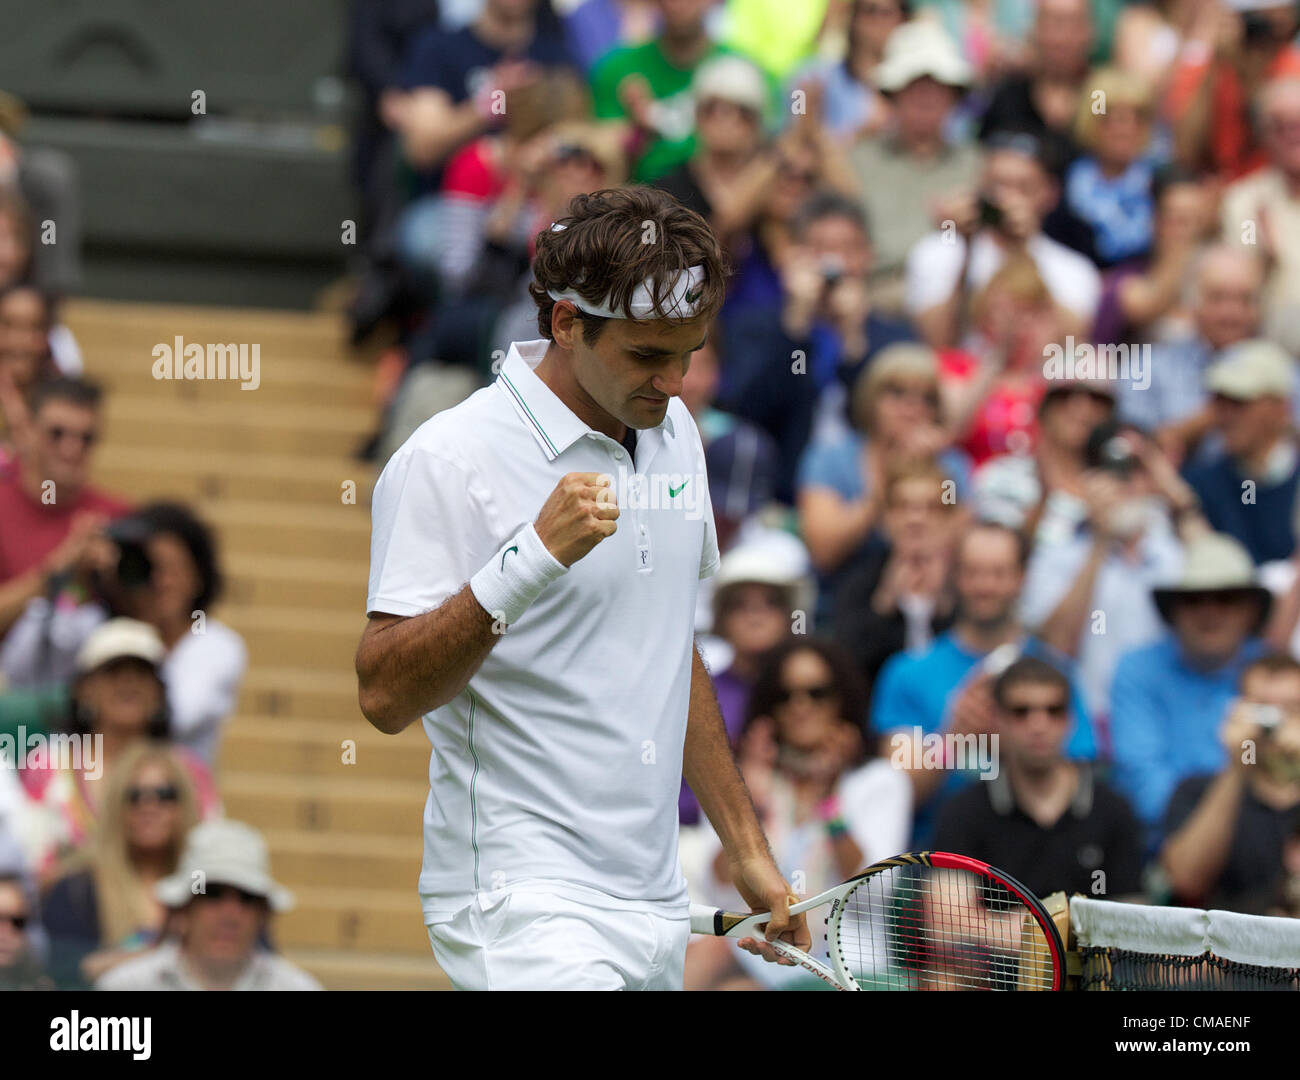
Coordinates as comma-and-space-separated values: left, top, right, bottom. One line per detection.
686, 637, 910, 989
1183, 340, 1300, 564
1022, 421, 1193, 723
1114, 244, 1265, 454
654, 55, 770, 235
909, 131, 1102, 349
1063, 68, 1162, 269
592, 0, 741, 181
0, 184, 33, 294
1109, 531, 1271, 844
942, 255, 1065, 464
399, 69, 590, 304
124, 503, 247, 766
871, 521, 1096, 846
0, 379, 130, 663
18, 619, 219, 873
678, 329, 782, 552
933, 656, 1143, 899
830, 460, 959, 695
0, 284, 60, 471
972, 378, 1116, 544
389, 0, 576, 178
0, 855, 51, 990
724, 193, 919, 501
42, 742, 199, 988
1113, 0, 1197, 94
565, 0, 661, 72
0, 98, 81, 295
977, 0, 1095, 168
1091, 164, 1214, 347
344, 0, 444, 340
1166, 0, 1300, 180
1219, 77, 1300, 356
849, 19, 981, 314
96, 820, 321, 990
683, 534, 811, 822
797, 344, 968, 612
1161, 652, 1300, 913
789, 0, 911, 142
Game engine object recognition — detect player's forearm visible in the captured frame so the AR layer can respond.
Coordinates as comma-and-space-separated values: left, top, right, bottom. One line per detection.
356, 587, 499, 733
683, 648, 769, 861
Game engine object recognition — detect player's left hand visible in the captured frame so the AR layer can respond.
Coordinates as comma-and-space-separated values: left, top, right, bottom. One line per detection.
730, 854, 810, 965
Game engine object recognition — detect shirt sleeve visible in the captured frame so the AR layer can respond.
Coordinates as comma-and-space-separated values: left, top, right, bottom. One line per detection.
366, 443, 488, 617
904, 232, 964, 316
869, 653, 920, 736
1108, 651, 1176, 832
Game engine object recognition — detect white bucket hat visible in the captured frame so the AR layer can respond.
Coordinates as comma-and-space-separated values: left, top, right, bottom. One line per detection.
873, 20, 973, 93
156, 820, 295, 913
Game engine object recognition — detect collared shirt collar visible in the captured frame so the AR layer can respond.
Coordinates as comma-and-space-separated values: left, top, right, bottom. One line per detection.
496, 339, 676, 462
988, 763, 1094, 820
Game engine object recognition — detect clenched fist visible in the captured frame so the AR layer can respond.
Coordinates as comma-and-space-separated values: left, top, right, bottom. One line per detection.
534, 472, 619, 567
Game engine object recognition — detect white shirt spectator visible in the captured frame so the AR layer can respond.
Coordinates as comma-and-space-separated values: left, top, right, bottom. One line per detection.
1018, 507, 1183, 720
904, 230, 1102, 324
95, 941, 321, 991
161, 619, 247, 765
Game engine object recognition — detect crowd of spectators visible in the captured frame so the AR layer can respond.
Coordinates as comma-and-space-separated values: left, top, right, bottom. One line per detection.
6, 0, 1300, 991
0, 99, 303, 988
341, 0, 1300, 988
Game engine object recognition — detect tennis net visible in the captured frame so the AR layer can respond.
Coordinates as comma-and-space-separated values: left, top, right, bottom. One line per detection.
1070, 897, 1300, 990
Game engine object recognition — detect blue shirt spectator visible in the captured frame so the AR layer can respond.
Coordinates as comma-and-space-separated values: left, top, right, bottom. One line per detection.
1108, 532, 1273, 849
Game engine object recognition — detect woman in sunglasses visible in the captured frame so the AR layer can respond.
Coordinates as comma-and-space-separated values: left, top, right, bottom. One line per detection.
17, 618, 220, 875
39, 741, 199, 988
685, 637, 912, 989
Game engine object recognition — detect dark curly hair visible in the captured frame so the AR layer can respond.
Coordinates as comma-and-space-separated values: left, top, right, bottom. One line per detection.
528, 185, 728, 345
745, 636, 872, 749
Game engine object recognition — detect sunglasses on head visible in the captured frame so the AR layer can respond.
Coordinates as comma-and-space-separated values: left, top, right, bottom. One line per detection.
774, 682, 838, 706
1006, 702, 1068, 719
126, 784, 180, 806
0, 913, 28, 930
197, 883, 266, 907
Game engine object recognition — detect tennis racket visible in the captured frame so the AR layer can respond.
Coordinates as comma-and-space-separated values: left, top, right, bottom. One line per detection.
690, 850, 1065, 991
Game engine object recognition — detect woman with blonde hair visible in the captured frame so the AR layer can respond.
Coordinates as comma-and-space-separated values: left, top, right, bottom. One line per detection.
40, 741, 200, 988
1063, 68, 1162, 268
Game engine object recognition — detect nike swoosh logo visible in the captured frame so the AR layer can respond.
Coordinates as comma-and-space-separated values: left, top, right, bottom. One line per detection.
669, 480, 689, 497
500, 545, 519, 571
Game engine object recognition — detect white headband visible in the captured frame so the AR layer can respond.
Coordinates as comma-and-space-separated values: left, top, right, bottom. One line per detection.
545, 222, 706, 320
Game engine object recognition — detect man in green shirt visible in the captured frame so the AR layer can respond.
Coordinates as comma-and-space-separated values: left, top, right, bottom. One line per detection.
590, 0, 741, 182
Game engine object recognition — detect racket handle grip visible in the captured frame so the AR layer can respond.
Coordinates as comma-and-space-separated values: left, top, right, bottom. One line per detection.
689, 903, 723, 935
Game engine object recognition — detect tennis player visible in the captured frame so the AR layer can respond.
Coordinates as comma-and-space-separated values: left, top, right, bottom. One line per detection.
356, 186, 807, 990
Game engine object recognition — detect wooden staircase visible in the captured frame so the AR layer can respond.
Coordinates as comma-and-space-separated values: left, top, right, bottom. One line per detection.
67, 299, 450, 990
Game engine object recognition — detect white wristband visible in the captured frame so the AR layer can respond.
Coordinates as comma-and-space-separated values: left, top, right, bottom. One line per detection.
470, 524, 568, 626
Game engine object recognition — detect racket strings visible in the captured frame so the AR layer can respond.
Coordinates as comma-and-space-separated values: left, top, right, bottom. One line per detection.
831, 867, 1055, 990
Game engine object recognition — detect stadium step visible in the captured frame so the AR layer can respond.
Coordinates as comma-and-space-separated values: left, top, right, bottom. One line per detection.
220, 771, 427, 836
238, 667, 368, 722
285, 949, 450, 991
219, 718, 428, 782
276, 887, 430, 953
262, 829, 425, 891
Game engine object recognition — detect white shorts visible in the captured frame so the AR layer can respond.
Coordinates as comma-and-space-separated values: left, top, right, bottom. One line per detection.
426, 889, 690, 991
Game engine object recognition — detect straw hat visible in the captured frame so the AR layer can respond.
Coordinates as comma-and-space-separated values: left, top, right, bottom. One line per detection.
1152, 533, 1272, 627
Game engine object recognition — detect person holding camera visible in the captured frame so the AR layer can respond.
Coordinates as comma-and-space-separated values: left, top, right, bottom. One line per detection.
1166, 0, 1300, 180
0, 377, 130, 678
1021, 420, 1198, 726
1160, 652, 1300, 913
907, 130, 1102, 350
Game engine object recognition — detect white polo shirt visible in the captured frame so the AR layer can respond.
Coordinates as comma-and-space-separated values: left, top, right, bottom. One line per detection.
367, 340, 720, 922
